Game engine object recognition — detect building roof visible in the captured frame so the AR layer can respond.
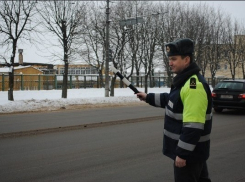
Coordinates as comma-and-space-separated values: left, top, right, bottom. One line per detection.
0, 62, 54, 68
0, 67, 10, 73
0, 66, 43, 73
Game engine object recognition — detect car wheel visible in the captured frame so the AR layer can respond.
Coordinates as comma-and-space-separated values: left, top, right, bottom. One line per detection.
214, 108, 223, 113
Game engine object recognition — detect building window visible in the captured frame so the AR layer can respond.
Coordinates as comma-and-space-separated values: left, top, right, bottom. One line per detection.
58, 66, 98, 75
70, 68, 75, 75
91, 68, 97, 74
81, 68, 85, 74
60, 68, 64, 74
85, 67, 91, 74
75, 69, 80, 74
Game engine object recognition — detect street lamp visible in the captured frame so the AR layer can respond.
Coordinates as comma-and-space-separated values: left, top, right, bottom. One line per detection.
105, 0, 110, 97
119, 12, 167, 27
105, 1, 167, 95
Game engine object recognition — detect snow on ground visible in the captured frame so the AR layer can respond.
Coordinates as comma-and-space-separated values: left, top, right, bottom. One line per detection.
0, 87, 170, 114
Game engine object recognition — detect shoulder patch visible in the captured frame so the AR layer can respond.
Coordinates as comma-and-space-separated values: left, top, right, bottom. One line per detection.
190, 77, 196, 89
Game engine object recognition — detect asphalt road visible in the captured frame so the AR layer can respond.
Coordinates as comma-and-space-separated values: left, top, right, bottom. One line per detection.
0, 106, 245, 182
0, 104, 163, 134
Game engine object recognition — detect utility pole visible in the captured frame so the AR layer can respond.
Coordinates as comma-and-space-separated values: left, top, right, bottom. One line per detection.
105, 0, 110, 97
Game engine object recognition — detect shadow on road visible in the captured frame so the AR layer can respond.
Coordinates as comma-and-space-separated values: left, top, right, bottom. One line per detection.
213, 109, 245, 115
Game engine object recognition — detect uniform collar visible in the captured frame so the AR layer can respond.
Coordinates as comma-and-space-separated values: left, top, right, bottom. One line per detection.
172, 62, 200, 88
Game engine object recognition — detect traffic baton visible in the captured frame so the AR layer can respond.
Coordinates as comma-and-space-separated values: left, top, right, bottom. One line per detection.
110, 65, 139, 94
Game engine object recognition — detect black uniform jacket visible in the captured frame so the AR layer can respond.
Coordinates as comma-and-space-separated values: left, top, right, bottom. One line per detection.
146, 62, 212, 162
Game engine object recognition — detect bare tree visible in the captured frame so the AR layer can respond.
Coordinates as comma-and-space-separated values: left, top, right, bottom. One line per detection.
156, 1, 181, 87
116, 1, 143, 88
239, 33, 245, 78
222, 19, 244, 80
79, 2, 107, 89
137, 13, 159, 93
109, 1, 140, 93
0, 0, 36, 101
109, 24, 131, 96
52, 0, 245, 95
202, 9, 227, 87
188, 3, 211, 73
36, 1, 87, 98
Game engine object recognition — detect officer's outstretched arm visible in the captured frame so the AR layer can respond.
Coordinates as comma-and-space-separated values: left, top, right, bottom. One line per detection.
146, 93, 169, 108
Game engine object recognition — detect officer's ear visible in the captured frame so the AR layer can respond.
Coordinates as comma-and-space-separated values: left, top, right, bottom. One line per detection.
183, 55, 191, 65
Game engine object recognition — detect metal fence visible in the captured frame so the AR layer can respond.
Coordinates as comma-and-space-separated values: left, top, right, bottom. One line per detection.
0, 74, 230, 91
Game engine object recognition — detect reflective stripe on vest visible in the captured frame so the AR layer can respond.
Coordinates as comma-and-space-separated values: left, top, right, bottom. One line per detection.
184, 122, 204, 130
164, 129, 210, 142
165, 107, 212, 120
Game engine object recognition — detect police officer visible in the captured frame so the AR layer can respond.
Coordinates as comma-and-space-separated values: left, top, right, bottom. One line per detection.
136, 38, 212, 182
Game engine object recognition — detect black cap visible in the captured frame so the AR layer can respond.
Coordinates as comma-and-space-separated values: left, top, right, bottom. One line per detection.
165, 38, 194, 57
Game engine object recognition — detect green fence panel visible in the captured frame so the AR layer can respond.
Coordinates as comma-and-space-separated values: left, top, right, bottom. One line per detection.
0, 74, 226, 91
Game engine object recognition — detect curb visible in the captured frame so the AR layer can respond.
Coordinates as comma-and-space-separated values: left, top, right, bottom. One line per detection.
0, 115, 164, 139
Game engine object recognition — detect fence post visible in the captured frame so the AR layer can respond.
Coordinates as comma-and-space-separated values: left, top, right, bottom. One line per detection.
2, 74, 4, 91
38, 74, 41, 90
21, 74, 24, 90
47, 75, 49, 90
55, 74, 57, 89
69, 75, 72, 89
84, 76, 86, 89
97, 76, 99, 88
140, 76, 143, 88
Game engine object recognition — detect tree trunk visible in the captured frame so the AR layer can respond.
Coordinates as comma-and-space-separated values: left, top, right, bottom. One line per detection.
8, 71, 14, 101
62, 61, 68, 98
8, 42, 17, 101
211, 77, 216, 88
99, 72, 104, 88
144, 74, 148, 93
242, 63, 245, 79
61, 19, 68, 99
110, 75, 116, 97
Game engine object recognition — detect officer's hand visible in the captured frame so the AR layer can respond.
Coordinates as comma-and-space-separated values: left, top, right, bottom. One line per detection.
136, 92, 147, 101
175, 156, 186, 168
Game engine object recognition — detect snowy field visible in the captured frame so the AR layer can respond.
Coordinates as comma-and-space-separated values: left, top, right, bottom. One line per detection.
0, 87, 170, 114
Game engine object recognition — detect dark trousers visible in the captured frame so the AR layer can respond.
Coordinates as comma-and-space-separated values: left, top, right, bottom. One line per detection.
174, 161, 211, 182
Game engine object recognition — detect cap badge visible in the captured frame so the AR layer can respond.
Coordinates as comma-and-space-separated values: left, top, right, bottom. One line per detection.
166, 46, 170, 52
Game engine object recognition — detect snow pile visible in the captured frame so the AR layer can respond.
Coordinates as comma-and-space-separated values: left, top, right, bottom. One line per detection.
0, 88, 170, 113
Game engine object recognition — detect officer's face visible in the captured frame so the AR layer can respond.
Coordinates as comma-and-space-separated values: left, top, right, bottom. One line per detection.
168, 55, 190, 74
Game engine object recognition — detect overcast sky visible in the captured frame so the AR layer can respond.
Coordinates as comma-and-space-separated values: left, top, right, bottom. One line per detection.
1, 1, 245, 65
188, 1, 245, 22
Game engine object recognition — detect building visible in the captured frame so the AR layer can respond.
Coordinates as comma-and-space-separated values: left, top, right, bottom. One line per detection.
196, 35, 245, 79
56, 63, 98, 75
0, 66, 43, 91
55, 63, 103, 89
